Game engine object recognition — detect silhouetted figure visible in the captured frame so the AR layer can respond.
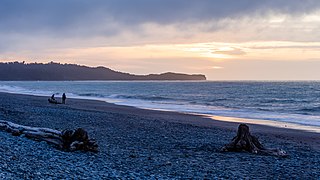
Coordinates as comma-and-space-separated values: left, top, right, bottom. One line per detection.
62, 93, 66, 104
51, 94, 55, 100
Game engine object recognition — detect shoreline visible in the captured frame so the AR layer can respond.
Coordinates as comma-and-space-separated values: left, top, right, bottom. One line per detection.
1, 82, 320, 131
3, 90, 320, 132
1, 92, 319, 149
69, 95, 320, 150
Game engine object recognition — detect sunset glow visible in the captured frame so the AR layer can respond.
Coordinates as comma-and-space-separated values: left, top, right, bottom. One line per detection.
1, 1, 320, 80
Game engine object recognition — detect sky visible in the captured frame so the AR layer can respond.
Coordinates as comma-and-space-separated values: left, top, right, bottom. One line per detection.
1, 0, 320, 80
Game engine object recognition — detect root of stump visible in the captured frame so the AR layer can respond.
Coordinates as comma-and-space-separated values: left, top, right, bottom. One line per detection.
221, 124, 288, 157
0, 120, 98, 153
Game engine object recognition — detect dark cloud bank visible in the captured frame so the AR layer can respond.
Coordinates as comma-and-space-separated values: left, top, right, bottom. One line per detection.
1, 0, 319, 35
0, 0, 319, 53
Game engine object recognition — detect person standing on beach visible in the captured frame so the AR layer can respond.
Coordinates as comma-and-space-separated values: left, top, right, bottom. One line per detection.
62, 93, 66, 104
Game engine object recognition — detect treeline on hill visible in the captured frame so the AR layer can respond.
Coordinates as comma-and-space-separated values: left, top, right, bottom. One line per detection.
0, 62, 206, 81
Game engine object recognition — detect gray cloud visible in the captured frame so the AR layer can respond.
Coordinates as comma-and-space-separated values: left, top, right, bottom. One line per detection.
249, 45, 320, 50
1, 0, 320, 53
1, 0, 319, 35
213, 48, 247, 55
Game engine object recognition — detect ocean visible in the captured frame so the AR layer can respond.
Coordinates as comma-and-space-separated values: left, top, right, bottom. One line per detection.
1, 81, 320, 131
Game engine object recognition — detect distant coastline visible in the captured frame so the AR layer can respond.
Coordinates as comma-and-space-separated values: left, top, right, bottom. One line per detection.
0, 62, 206, 81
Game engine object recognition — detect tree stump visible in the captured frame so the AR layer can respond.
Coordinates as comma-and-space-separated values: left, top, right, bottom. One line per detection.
221, 124, 287, 157
0, 120, 98, 153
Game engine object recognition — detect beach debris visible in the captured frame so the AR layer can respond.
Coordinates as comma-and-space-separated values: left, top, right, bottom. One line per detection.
221, 124, 288, 157
0, 120, 98, 153
48, 98, 60, 104
48, 94, 62, 104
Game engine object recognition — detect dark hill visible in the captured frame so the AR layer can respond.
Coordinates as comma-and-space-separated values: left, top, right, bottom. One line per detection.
0, 62, 206, 81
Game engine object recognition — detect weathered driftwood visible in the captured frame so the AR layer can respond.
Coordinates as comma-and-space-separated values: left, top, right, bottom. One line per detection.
0, 120, 98, 153
48, 98, 61, 104
221, 124, 287, 157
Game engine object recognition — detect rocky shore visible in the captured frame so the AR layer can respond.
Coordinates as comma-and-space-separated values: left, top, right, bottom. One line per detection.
0, 92, 319, 179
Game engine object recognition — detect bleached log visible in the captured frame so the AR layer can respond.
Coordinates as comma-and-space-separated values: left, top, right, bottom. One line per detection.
0, 120, 61, 134
0, 120, 98, 153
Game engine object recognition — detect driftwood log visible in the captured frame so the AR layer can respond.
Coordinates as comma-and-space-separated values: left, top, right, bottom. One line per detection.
0, 120, 98, 153
48, 98, 61, 104
221, 124, 287, 157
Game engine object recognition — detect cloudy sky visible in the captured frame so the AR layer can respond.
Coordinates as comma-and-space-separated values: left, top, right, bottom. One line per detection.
1, 0, 320, 80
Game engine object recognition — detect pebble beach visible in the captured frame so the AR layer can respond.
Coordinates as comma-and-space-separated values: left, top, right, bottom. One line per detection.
0, 92, 319, 179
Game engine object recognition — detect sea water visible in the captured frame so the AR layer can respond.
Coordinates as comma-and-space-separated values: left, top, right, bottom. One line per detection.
1, 81, 320, 131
